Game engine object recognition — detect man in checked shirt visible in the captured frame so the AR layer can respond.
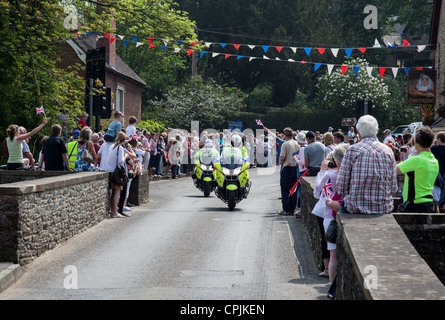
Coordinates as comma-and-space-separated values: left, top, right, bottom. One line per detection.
336, 115, 398, 214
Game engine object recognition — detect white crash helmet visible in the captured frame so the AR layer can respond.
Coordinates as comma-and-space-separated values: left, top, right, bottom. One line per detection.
231, 135, 242, 146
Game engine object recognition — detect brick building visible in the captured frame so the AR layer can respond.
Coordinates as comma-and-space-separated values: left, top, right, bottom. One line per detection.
431, 0, 445, 114
57, 34, 146, 127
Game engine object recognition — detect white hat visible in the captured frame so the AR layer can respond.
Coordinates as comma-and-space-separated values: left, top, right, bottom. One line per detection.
231, 135, 242, 145
296, 132, 307, 144
204, 139, 213, 147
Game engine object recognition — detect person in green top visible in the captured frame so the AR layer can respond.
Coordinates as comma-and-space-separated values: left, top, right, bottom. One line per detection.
5, 118, 48, 170
396, 126, 439, 213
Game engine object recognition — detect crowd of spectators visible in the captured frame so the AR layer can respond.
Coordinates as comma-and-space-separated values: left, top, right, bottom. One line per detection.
4, 112, 444, 299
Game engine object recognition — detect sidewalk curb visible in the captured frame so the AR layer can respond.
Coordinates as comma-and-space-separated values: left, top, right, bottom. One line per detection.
0, 264, 25, 293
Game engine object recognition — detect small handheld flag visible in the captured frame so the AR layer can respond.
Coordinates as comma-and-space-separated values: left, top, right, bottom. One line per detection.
255, 119, 263, 126
36, 106, 45, 115
289, 169, 309, 196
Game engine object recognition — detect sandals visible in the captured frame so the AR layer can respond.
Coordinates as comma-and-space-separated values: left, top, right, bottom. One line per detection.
319, 269, 329, 278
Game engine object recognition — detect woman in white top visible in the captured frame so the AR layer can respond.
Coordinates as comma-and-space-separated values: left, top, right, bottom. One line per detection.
106, 132, 131, 218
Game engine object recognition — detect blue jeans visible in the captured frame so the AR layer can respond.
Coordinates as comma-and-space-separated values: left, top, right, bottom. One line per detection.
280, 166, 298, 213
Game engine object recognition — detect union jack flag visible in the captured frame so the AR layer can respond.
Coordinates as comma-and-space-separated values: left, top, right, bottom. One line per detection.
36, 106, 45, 114
321, 178, 333, 198
255, 119, 263, 126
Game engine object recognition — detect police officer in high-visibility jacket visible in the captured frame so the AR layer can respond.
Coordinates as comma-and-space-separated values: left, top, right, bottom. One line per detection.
220, 135, 249, 168
194, 139, 220, 166
66, 130, 80, 170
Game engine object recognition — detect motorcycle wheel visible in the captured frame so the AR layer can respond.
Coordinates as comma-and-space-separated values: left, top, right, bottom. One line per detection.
228, 190, 236, 211
204, 181, 211, 197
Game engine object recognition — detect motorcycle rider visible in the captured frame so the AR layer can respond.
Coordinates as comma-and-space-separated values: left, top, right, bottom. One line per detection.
194, 139, 220, 165
220, 134, 248, 168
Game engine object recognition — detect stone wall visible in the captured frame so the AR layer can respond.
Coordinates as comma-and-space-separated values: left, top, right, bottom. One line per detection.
394, 213, 445, 286
0, 172, 109, 265
300, 177, 445, 300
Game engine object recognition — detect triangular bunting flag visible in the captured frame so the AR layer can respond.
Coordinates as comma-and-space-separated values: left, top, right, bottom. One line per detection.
149, 44, 157, 48
212, 53, 219, 58
263, 55, 270, 60
233, 44, 241, 50
331, 49, 339, 57
123, 40, 131, 47
290, 47, 297, 53
262, 46, 269, 53
300, 60, 306, 64
178, 40, 184, 46
341, 65, 348, 76
353, 66, 360, 77
358, 48, 367, 53
386, 42, 396, 48
276, 46, 283, 53
220, 43, 227, 48
288, 59, 296, 62
248, 45, 255, 50
174, 48, 181, 53
379, 67, 386, 78
163, 39, 169, 46
344, 48, 353, 57
224, 54, 231, 59
131, 36, 138, 43
304, 48, 312, 57
190, 41, 198, 46
104, 33, 111, 39
200, 51, 206, 58
205, 42, 212, 47
146, 37, 154, 43
136, 42, 144, 48
373, 38, 381, 48
118, 35, 125, 40
391, 68, 399, 78
318, 48, 326, 55
417, 45, 426, 52
249, 57, 256, 62
403, 39, 410, 46
314, 63, 322, 71
161, 46, 167, 52
366, 66, 373, 77
110, 38, 117, 44
237, 56, 244, 60
404, 68, 411, 76
187, 50, 194, 55
327, 64, 335, 75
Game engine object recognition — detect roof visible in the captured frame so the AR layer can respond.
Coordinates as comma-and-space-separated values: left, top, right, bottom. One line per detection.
70, 36, 146, 87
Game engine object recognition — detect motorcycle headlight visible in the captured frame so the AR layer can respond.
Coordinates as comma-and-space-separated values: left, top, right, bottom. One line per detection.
222, 168, 231, 175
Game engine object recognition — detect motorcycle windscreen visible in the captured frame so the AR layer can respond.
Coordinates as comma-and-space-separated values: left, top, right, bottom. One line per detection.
220, 147, 243, 170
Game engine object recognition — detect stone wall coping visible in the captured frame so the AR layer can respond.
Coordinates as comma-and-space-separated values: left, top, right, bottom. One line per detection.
338, 212, 445, 300
0, 172, 109, 195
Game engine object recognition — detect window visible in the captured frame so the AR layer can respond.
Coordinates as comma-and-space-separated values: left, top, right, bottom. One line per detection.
116, 84, 125, 114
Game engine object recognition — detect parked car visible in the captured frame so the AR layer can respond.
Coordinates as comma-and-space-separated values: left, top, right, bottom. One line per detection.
391, 122, 422, 140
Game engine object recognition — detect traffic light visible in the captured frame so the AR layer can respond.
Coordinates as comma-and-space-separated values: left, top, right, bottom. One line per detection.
101, 87, 112, 119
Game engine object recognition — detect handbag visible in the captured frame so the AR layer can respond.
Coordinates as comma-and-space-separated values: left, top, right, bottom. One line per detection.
82, 144, 94, 163
110, 146, 128, 186
324, 219, 337, 243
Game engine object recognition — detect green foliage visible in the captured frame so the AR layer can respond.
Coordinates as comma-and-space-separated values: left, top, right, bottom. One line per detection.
137, 119, 167, 133
151, 76, 246, 130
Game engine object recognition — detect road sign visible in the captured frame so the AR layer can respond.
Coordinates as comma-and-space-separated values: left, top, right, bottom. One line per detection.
342, 117, 357, 127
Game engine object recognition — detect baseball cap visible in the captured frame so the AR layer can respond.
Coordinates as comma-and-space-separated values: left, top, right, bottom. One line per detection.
72, 130, 80, 137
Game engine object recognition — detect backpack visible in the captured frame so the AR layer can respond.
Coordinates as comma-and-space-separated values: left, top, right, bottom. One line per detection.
3, 138, 9, 157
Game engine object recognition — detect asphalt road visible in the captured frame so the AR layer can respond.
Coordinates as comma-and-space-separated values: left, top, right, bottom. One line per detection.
0, 166, 329, 300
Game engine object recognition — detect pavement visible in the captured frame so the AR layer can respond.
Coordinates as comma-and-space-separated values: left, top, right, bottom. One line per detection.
0, 262, 24, 293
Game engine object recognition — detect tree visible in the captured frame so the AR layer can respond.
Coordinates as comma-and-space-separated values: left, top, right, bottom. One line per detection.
315, 57, 420, 130
152, 76, 246, 130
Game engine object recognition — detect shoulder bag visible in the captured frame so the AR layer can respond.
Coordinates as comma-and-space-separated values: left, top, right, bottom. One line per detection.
111, 146, 128, 186
82, 142, 94, 163
324, 219, 337, 243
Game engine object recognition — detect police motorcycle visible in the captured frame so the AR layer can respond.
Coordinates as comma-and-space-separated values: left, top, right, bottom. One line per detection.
213, 135, 251, 211
192, 139, 219, 197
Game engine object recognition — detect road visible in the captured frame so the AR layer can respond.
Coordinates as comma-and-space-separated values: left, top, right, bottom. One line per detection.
0, 166, 329, 300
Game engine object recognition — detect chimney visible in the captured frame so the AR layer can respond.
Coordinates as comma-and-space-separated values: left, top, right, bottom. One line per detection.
96, 4, 116, 68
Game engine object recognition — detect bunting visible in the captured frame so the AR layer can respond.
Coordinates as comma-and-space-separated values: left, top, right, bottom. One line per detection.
77, 31, 433, 79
